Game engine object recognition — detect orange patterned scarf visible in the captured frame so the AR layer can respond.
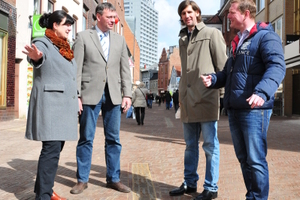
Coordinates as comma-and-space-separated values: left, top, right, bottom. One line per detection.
45, 29, 74, 61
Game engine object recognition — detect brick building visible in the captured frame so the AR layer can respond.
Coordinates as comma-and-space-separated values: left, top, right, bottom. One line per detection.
158, 46, 181, 94
0, 0, 17, 121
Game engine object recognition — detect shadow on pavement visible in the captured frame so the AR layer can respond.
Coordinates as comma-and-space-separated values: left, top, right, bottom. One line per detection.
96, 104, 300, 153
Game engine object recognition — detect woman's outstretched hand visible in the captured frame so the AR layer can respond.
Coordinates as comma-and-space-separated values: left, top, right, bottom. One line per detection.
22, 44, 43, 62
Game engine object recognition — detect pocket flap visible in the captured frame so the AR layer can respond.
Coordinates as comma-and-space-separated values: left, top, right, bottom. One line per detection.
44, 84, 65, 92
82, 76, 91, 82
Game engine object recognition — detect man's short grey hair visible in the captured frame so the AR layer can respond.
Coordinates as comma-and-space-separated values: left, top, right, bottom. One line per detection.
95, 2, 116, 15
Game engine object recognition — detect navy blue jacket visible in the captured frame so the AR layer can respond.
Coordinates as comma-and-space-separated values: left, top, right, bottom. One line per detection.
210, 22, 286, 110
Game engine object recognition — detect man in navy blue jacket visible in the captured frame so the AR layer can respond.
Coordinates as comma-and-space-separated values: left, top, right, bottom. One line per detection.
201, 0, 285, 199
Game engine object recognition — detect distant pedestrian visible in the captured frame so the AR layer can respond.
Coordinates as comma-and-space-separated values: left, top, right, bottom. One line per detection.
147, 92, 154, 108
157, 94, 162, 106
201, 0, 286, 199
172, 89, 179, 113
165, 91, 172, 110
22, 10, 77, 200
132, 82, 148, 125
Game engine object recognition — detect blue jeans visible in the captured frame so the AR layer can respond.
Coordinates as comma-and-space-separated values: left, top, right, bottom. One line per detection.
183, 121, 219, 192
76, 86, 122, 183
147, 99, 153, 108
227, 109, 272, 200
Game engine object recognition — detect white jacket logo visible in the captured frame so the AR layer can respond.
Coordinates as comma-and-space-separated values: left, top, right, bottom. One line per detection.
237, 40, 251, 56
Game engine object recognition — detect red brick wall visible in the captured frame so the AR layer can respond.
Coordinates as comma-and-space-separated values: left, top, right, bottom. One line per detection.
83, 0, 97, 29
0, 0, 17, 121
123, 21, 140, 83
169, 47, 181, 77
158, 48, 169, 92
2, 0, 15, 6
221, 10, 238, 47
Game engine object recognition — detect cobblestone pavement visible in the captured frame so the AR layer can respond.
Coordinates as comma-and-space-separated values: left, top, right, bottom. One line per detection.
0, 103, 299, 200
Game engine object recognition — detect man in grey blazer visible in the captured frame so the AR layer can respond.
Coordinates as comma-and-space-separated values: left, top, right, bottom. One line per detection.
70, 2, 132, 194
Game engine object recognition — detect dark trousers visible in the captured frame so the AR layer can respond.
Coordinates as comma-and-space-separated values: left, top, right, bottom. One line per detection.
35, 141, 64, 200
174, 103, 179, 112
135, 107, 145, 125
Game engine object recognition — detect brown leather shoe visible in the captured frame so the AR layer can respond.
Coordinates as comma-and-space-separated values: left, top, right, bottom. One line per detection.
51, 191, 67, 200
106, 181, 131, 193
70, 182, 88, 194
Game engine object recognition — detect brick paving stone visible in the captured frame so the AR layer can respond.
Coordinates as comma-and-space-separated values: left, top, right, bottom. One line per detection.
0, 104, 299, 200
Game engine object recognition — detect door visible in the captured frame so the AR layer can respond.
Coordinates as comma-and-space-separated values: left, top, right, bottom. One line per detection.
292, 73, 300, 115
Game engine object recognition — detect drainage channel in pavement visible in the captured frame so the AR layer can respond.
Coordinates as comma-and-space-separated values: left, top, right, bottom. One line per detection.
132, 163, 156, 200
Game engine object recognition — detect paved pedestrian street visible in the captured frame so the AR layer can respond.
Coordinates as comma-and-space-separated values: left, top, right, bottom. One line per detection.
0, 103, 299, 200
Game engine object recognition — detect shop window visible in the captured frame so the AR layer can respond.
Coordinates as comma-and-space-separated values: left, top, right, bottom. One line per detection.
272, 16, 282, 42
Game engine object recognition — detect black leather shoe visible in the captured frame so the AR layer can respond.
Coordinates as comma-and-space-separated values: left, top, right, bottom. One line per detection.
194, 190, 217, 200
169, 183, 197, 196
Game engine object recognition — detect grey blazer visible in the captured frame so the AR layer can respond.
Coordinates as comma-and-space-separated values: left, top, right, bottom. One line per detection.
25, 36, 78, 141
73, 27, 132, 105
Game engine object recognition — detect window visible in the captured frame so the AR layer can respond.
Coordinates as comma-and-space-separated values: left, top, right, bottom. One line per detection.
72, 21, 77, 40
272, 16, 282, 42
48, 0, 54, 13
83, 4, 89, 30
34, 0, 41, 14
227, 17, 230, 32
72, 15, 78, 40
0, 31, 8, 108
256, 0, 265, 12
222, 16, 225, 33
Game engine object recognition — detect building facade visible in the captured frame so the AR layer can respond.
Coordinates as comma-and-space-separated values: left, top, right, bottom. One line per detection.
14, 0, 82, 120
0, 0, 17, 120
251, 0, 298, 116
4, 0, 139, 121
124, 0, 158, 69
157, 46, 181, 94
140, 63, 158, 91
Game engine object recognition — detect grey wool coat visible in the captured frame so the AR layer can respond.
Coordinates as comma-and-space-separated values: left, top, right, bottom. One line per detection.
178, 22, 227, 123
25, 36, 78, 141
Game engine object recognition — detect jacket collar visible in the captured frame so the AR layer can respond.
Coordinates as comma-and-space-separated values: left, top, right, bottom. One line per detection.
231, 22, 270, 58
89, 26, 113, 62
179, 22, 206, 46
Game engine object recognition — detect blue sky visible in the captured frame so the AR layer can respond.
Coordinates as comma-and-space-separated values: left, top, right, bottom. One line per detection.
154, 0, 221, 61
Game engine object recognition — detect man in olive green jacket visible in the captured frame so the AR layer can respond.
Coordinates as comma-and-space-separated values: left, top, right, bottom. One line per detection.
169, 1, 227, 200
